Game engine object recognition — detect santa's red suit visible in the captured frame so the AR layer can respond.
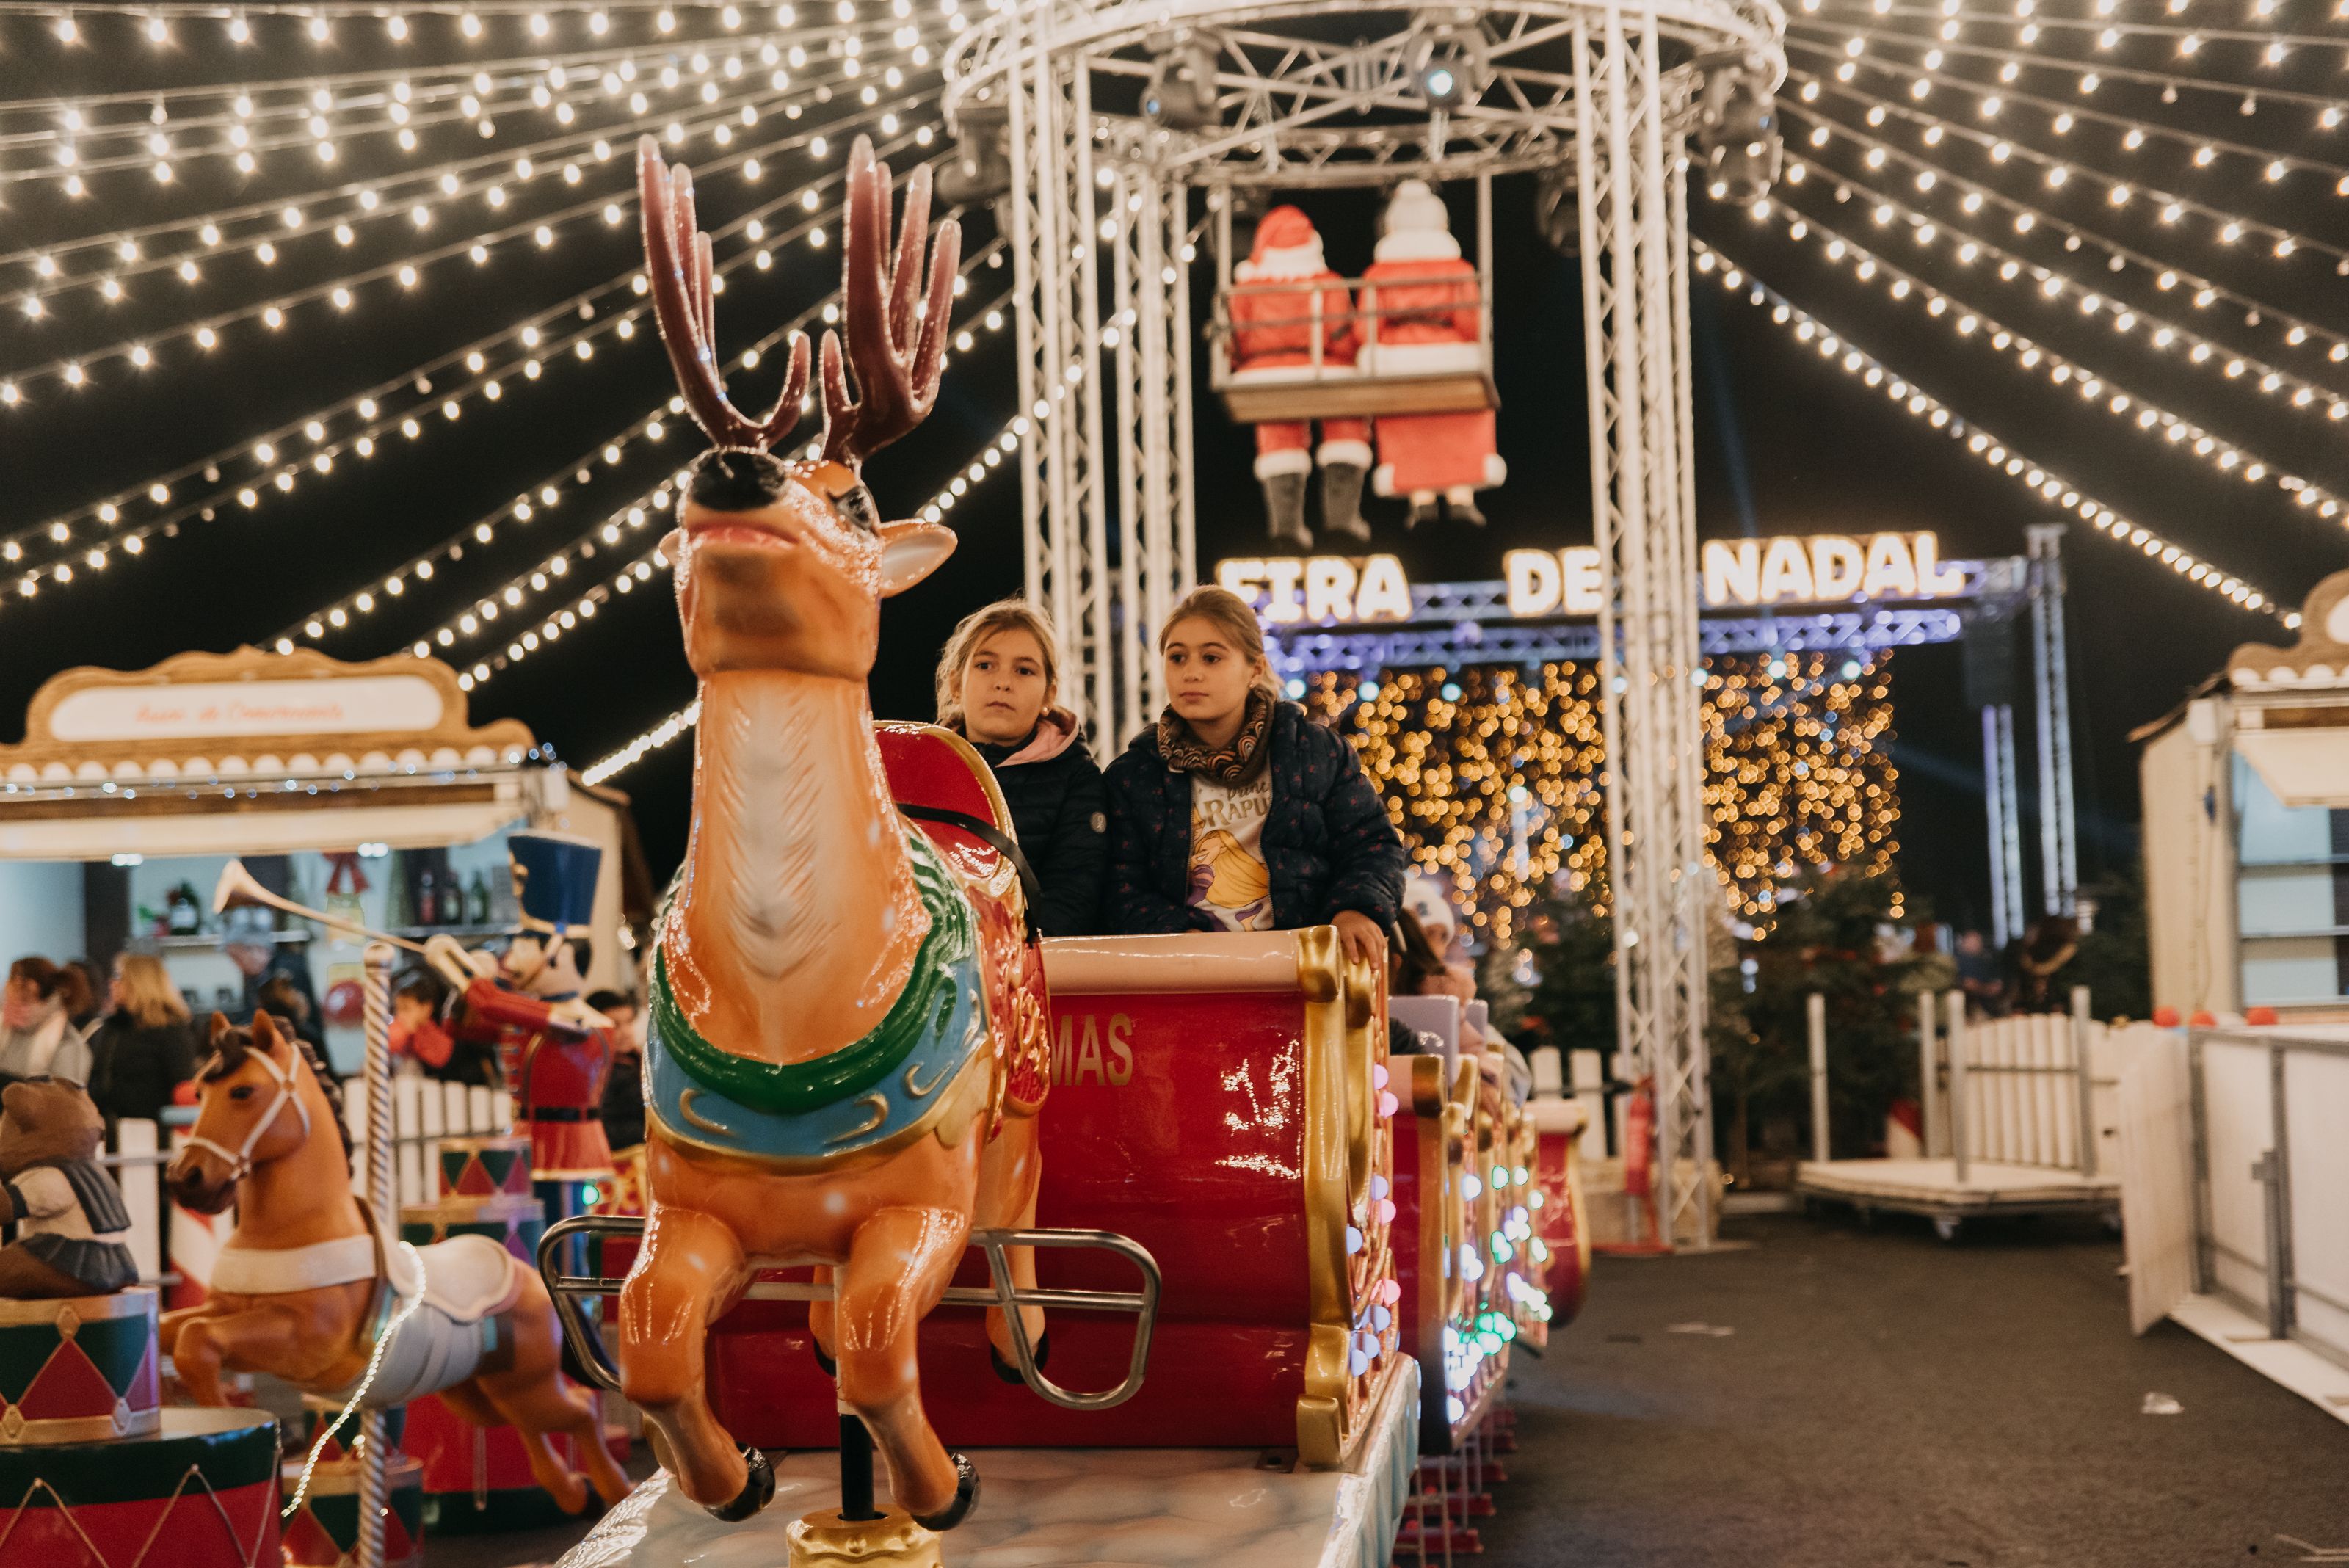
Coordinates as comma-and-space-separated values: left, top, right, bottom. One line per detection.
1362, 181, 1504, 526
1229, 205, 1372, 545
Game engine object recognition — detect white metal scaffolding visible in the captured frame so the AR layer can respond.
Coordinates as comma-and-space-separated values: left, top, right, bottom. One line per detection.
958, 0, 1779, 1246
1574, 7, 1714, 1249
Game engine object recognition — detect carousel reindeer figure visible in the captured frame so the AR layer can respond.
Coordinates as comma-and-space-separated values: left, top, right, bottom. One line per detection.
618, 132, 1050, 1527
161, 1013, 629, 1515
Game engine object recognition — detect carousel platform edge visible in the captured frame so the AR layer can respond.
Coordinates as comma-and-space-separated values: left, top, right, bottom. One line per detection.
553, 1359, 1420, 1568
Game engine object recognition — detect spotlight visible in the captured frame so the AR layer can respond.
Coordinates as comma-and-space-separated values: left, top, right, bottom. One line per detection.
1534, 164, 1578, 256
1697, 62, 1782, 203
937, 101, 1012, 207
1410, 23, 1486, 109
1141, 36, 1221, 130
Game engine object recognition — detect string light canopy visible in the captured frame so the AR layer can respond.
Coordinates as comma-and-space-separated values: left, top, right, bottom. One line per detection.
6, 0, 2339, 923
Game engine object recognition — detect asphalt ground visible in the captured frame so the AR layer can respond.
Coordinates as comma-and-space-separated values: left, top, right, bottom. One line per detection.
1480, 1210, 2349, 1568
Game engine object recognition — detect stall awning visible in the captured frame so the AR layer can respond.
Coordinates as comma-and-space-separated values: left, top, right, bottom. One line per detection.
0, 771, 537, 860
2233, 727, 2349, 810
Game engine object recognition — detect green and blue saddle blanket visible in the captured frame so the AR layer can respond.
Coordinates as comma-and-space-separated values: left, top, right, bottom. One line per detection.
645, 829, 989, 1163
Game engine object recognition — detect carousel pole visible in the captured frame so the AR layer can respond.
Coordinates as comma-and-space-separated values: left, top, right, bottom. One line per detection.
357, 941, 398, 1568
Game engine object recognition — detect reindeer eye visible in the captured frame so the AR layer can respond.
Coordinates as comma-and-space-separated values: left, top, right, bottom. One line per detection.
832, 483, 880, 535
229, 1085, 256, 1101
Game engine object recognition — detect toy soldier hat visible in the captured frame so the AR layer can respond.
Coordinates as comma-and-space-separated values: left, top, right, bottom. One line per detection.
506, 830, 601, 937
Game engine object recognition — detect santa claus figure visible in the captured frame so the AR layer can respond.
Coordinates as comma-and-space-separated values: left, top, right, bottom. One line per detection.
1228, 204, 1373, 548
1363, 180, 1503, 527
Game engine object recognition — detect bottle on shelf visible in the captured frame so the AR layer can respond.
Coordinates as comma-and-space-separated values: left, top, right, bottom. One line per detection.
468, 870, 491, 926
416, 869, 438, 928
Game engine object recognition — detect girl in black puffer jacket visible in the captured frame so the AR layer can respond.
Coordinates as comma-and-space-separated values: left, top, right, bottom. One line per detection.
935, 598, 1108, 937
1102, 586, 1405, 968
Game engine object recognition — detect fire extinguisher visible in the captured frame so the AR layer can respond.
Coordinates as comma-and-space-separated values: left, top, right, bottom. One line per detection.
1623, 1078, 1655, 1199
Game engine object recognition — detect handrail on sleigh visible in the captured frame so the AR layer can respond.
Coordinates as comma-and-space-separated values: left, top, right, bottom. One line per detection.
535, 1214, 1163, 1414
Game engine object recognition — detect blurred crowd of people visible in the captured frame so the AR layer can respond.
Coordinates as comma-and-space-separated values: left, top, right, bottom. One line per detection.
1953, 915, 2083, 1018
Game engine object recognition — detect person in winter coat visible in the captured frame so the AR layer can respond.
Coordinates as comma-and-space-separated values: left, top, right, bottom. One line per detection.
1362, 180, 1504, 528
935, 597, 1107, 937
1229, 204, 1374, 548
85, 952, 200, 1127
0, 958, 92, 1087
1103, 585, 1406, 966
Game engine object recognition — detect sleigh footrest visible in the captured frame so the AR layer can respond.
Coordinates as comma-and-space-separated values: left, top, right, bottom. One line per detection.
535, 1217, 1161, 1411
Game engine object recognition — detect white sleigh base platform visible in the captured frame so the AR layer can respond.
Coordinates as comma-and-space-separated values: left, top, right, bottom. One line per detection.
1794, 1158, 2120, 1239
556, 1362, 1419, 1568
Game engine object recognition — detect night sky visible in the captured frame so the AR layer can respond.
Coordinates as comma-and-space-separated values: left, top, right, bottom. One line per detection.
1, 5, 2333, 940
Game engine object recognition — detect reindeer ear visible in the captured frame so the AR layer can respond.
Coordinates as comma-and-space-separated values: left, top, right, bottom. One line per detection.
208, 1012, 231, 1046
250, 1011, 285, 1056
877, 520, 956, 597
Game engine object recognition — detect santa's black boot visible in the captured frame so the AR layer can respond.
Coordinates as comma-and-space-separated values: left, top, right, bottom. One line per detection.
1445, 486, 1488, 527
1263, 470, 1312, 549
1321, 461, 1372, 543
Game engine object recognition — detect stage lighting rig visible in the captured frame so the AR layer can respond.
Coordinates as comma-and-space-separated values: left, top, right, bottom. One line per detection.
1535, 164, 1578, 256
1142, 35, 1222, 130
1696, 62, 1782, 203
1409, 21, 1489, 111
937, 100, 1012, 208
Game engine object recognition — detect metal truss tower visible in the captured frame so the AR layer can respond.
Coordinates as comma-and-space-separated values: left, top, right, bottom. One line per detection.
954, 0, 1784, 1247
1575, 7, 1714, 1249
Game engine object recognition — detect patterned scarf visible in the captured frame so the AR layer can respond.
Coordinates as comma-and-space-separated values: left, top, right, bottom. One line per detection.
1158, 688, 1274, 786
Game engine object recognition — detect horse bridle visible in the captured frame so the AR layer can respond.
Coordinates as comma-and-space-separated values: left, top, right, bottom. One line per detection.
184, 1044, 313, 1183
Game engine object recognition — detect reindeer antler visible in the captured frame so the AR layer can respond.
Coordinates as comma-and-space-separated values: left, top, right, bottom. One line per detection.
820, 137, 960, 468
637, 135, 811, 451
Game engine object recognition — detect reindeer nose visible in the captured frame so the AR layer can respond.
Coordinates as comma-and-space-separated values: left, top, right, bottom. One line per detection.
689, 449, 792, 513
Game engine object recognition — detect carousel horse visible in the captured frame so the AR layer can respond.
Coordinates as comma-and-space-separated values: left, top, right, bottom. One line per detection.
161, 1013, 630, 1515
616, 132, 1050, 1525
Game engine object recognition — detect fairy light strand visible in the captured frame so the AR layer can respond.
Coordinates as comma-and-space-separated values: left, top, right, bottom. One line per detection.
1, 108, 947, 596
1778, 92, 2349, 366
1785, 49, 2349, 267
1696, 244, 2295, 625
1755, 178, 2349, 516
277, 240, 999, 664
1790, 15, 2349, 118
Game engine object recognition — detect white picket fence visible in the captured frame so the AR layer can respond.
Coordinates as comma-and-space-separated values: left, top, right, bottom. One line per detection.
1809, 987, 2122, 1178
105, 1070, 514, 1291
1919, 990, 2129, 1180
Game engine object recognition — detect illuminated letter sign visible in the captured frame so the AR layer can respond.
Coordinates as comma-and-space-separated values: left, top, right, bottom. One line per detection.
1216, 555, 1414, 624
1518, 531, 1964, 615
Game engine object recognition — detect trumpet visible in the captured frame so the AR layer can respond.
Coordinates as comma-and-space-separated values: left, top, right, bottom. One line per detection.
211, 858, 432, 957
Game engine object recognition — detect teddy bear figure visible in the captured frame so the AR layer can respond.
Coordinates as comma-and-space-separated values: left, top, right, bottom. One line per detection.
0, 1077, 137, 1299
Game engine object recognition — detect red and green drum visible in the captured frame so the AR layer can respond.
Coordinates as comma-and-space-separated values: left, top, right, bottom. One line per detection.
280, 1451, 425, 1568
0, 1288, 159, 1445
434, 1135, 534, 1200
0, 1406, 280, 1567
399, 1193, 545, 1266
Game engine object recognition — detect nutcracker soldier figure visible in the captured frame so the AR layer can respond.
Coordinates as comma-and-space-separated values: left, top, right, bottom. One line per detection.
1228, 204, 1373, 548
427, 832, 616, 1232
1362, 180, 1504, 528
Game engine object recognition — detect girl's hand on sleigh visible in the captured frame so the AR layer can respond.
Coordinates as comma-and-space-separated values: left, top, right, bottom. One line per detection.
1332, 910, 1387, 971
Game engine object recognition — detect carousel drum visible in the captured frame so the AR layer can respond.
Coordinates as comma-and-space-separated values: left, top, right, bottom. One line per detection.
0, 1406, 280, 1567
0, 1288, 160, 1445
280, 1451, 425, 1568
435, 1135, 535, 1201
400, 1193, 546, 1264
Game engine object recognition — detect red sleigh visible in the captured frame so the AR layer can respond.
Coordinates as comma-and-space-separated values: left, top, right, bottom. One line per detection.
540, 724, 1406, 1466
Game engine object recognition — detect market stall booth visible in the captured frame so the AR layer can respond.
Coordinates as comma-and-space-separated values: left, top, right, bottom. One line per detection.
0, 645, 649, 1540
2138, 569, 2349, 1022
0, 645, 639, 1084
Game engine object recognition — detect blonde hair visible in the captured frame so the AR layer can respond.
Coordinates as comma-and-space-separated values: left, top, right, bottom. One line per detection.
114, 952, 189, 1030
1158, 585, 1281, 696
934, 597, 1064, 730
